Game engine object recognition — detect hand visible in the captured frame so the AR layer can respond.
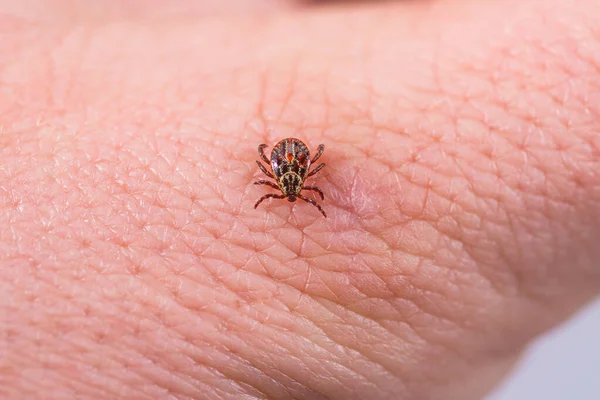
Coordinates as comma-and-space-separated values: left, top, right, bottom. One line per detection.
2, 1, 599, 399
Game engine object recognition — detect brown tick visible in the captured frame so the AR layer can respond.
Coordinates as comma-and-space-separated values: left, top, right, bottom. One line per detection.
254, 138, 327, 217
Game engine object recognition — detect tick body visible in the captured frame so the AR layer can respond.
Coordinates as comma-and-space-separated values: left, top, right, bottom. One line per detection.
254, 138, 327, 217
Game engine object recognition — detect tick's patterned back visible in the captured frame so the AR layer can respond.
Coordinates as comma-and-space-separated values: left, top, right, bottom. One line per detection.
270, 138, 311, 196
270, 138, 311, 178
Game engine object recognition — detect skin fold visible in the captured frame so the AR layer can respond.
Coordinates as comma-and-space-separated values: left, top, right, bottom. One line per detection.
1, 0, 600, 399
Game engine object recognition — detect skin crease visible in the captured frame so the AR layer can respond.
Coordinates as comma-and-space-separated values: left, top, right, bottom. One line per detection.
1, 0, 600, 399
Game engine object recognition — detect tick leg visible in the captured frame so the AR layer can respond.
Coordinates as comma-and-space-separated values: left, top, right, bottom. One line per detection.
254, 180, 279, 190
256, 160, 275, 179
302, 186, 324, 200
307, 163, 325, 177
254, 193, 286, 209
311, 144, 325, 163
298, 194, 327, 218
258, 144, 270, 164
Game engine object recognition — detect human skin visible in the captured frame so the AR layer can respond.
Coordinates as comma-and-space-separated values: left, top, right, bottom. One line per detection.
1, 0, 600, 399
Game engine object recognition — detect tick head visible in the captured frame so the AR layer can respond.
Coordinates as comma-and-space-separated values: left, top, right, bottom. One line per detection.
287, 195, 297, 202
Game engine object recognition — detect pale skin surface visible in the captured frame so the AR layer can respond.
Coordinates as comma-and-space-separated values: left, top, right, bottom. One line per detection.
1, 0, 600, 399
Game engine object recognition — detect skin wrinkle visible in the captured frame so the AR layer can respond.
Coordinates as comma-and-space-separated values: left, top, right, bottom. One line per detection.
281, 303, 403, 396
213, 238, 414, 396
290, 253, 468, 394
159, 238, 398, 396
350, 226, 471, 333
214, 328, 326, 400
216, 312, 384, 400
259, 205, 469, 357
306, 300, 423, 394
248, 248, 418, 374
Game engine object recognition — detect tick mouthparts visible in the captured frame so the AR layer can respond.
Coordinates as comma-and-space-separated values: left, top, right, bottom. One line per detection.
288, 195, 297, 202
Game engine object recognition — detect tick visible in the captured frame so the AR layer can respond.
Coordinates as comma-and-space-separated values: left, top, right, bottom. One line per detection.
254, 138, 327, 217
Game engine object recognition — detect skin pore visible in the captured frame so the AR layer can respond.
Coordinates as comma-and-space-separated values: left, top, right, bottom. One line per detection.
1, 0, 600, 399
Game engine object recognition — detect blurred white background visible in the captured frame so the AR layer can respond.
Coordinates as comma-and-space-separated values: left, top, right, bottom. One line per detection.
488, 297, 600, 400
